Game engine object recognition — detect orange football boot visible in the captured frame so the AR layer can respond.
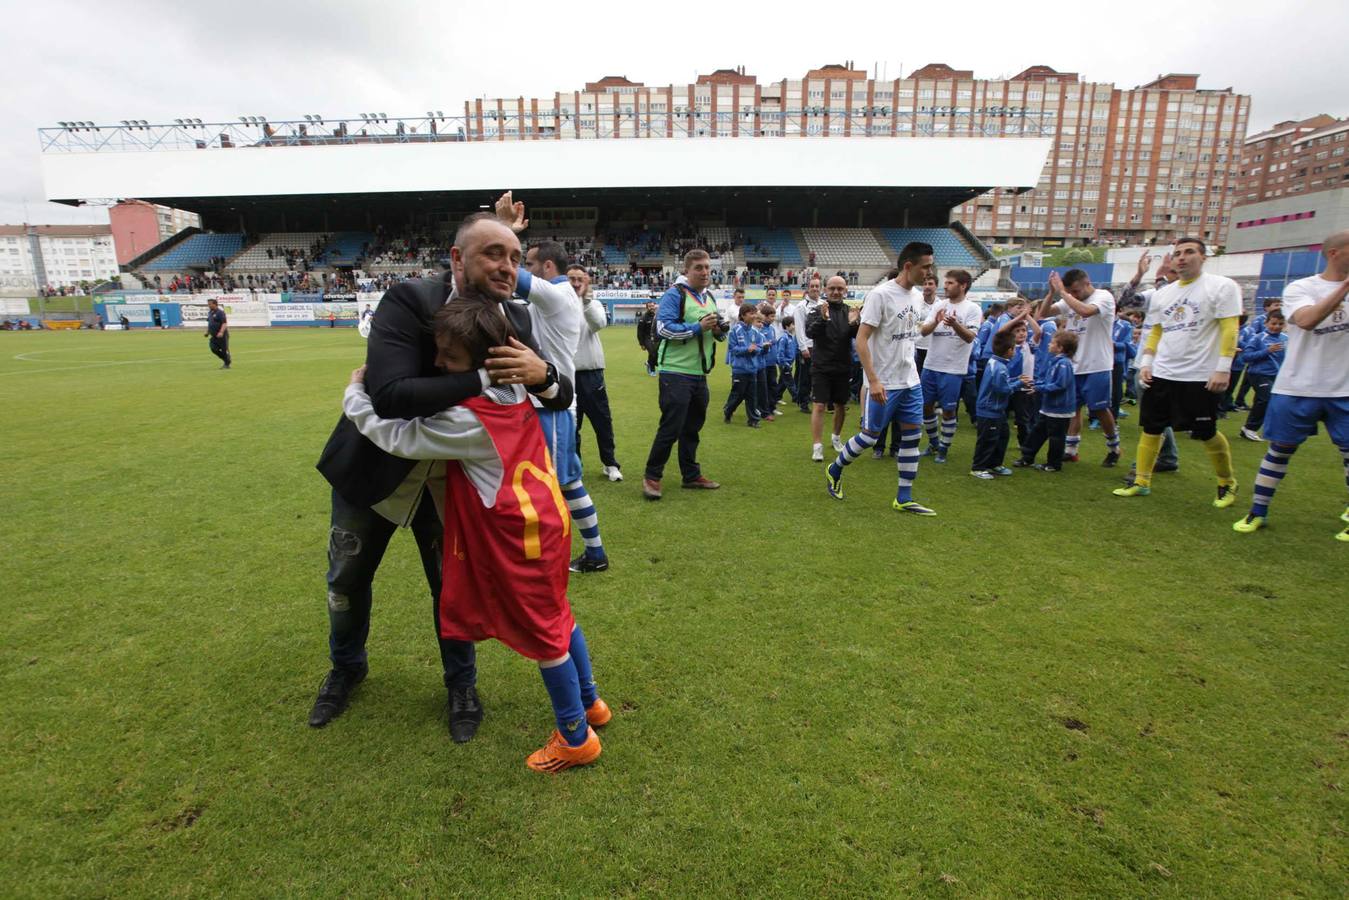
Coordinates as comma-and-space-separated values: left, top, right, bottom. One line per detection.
525, 727, 602, 774
585, 698, 612, 727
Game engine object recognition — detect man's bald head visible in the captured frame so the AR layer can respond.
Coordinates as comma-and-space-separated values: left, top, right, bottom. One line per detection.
1324, 230, 1349, 278
825, 275, 847, 300
451, 214, 521, 302
1323, 230, 1349, 255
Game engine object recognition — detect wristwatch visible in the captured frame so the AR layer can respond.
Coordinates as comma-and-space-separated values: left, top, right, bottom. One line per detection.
525, 361, 559, 394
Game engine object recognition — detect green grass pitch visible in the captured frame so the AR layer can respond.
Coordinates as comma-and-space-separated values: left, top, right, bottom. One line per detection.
2, 326, 1345, 896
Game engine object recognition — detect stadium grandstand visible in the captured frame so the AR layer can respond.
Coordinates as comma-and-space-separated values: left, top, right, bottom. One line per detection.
41, 113, 1049, 302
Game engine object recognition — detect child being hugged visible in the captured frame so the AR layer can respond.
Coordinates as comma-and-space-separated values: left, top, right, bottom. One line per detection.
1014, 330, 1078, 472
342, 298, 611, 774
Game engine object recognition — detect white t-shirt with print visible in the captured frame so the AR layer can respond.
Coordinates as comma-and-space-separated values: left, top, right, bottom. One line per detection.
1146, 272, 1242, 382
914, 298, 939, 350
1273, 274, 1349, 397
1052, 288, 1116, 375
922, 299, 983, 375
859, 279, 923, 390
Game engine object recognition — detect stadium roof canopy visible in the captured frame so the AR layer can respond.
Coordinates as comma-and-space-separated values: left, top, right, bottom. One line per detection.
43, 136, 1050, 230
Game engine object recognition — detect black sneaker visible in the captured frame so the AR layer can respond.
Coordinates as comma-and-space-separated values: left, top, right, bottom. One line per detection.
569, 554, 610, 573
447, 684, 484, 744
1154, 462, 1180, 474
308, 665, 368, 728
1033, 463, 1061, 472
1102, 452, 1120, 468
1011, 458, 1032, 468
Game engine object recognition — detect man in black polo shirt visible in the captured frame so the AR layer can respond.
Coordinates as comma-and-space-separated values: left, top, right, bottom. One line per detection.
205, 299, 231, 369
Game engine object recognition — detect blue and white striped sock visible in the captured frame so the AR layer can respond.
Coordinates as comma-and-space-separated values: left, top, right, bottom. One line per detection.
1066, 434, 1081, 456
939, 415, 958, 450
1105, 430, 1120, 454
896, 431, 920, 502
923, 415, 939, 446
832, 431, 878, 472
562, 480, 605, 560
1249, 442, 1297, 519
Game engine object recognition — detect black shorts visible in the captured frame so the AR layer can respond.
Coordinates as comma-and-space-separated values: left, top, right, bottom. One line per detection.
1140, 377, 1220, 439
812, 369, 852, 406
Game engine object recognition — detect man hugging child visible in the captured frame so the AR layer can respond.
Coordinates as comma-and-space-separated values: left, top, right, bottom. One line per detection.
343, 298, 611, 774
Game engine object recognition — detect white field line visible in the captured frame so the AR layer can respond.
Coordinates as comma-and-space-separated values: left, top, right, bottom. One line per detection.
1, 345, 358, 377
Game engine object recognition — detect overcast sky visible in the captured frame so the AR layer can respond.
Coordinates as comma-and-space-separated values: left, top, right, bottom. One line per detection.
3, 0, 1345, 225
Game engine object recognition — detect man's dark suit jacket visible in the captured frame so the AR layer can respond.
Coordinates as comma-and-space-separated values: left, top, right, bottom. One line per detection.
316, 272, 570, 508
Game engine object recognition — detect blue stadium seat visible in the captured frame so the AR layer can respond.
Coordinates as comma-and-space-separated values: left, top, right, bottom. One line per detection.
742, 227, 802, 264
318, 232, 374, 266
879, 228, 983, 268
142, 233, 245, 270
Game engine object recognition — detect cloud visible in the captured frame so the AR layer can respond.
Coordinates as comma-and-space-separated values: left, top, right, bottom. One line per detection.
4, 0, 1345, 224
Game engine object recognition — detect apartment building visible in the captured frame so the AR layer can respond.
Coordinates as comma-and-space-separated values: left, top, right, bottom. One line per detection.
0, 224, 119, 294
1237, 114, 1347, 204
464, 63, 1250, 247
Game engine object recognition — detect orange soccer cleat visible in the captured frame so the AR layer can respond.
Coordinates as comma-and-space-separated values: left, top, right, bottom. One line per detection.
585, 698, 612, 727
525, 727, 602, 774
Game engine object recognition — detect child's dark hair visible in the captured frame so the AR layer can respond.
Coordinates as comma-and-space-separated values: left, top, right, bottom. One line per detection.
991, 330, 1015, 358
1267, 310, 1285, 322
782, 315, 795, 328
738, 303, 756, 321
1053, 330, 1078, 358
757, 302, 775, 317
432, 298, 515, 367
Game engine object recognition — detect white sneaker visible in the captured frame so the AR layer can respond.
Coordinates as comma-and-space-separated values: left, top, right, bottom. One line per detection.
969, 470, 995, 480
1239, 427, 1263, 442
831, 434, 844, 453
812, 443, 824, 462
602, 465, 623, 482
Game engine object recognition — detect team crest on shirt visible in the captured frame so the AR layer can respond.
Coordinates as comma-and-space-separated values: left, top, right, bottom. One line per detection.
1161, 298, 1200, 332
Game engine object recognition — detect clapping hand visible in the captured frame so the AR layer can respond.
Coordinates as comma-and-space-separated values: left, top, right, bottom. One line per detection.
350, 365, 367, 385
1048, 271, 1064, 296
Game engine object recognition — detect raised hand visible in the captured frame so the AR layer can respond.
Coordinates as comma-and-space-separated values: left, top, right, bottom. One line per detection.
1136, 252, 1152, 276
1048, 270, 1064, 296
493, 191, 529, 233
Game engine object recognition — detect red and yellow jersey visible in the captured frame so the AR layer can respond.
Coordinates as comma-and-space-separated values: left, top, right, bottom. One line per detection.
439, 395, 574, 660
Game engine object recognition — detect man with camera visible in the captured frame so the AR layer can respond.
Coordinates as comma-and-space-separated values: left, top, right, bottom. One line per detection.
641, 249, 729, 499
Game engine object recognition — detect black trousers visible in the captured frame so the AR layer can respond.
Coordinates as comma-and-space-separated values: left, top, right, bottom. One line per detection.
971, 416, 1010, 471
915, 347, 928, 374
1244, 375, 1276, 431
794, 356, 812, 409
1021, 415, 1070, 467
1111, 361, 1125, 417
326, 487, 475, 687
208, 333, 231, 366
962, 364, 982, 422
645, 373, 709, 482
776, 364, 795, 404
575, 368, 619, 468
1011, 390, 1037, 451
724, 373, 759, 424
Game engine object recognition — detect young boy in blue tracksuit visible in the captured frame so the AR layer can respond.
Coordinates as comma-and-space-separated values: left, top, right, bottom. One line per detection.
971, 330, 1030, 478
1110, 314, 1136, 419
1239, 310, 1286, 440
1014, 330, 1078, 471
723, 304, 761, 426
775, 316, 799, 406
757, 303, 779, 419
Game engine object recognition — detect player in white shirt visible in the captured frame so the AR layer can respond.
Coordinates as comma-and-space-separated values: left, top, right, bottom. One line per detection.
914, 274, 939, 372
498, 193, 611, 574
917, 269, 982, 463
1114, 237, 1242, 507
1234, 230, 1349, 541
824, 241, 937, 516
1036, 269, 1122, 466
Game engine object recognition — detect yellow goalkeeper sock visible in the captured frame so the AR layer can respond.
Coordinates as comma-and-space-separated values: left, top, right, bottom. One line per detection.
1204, 433, 1235, 485
1134, 432, 1163, 487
